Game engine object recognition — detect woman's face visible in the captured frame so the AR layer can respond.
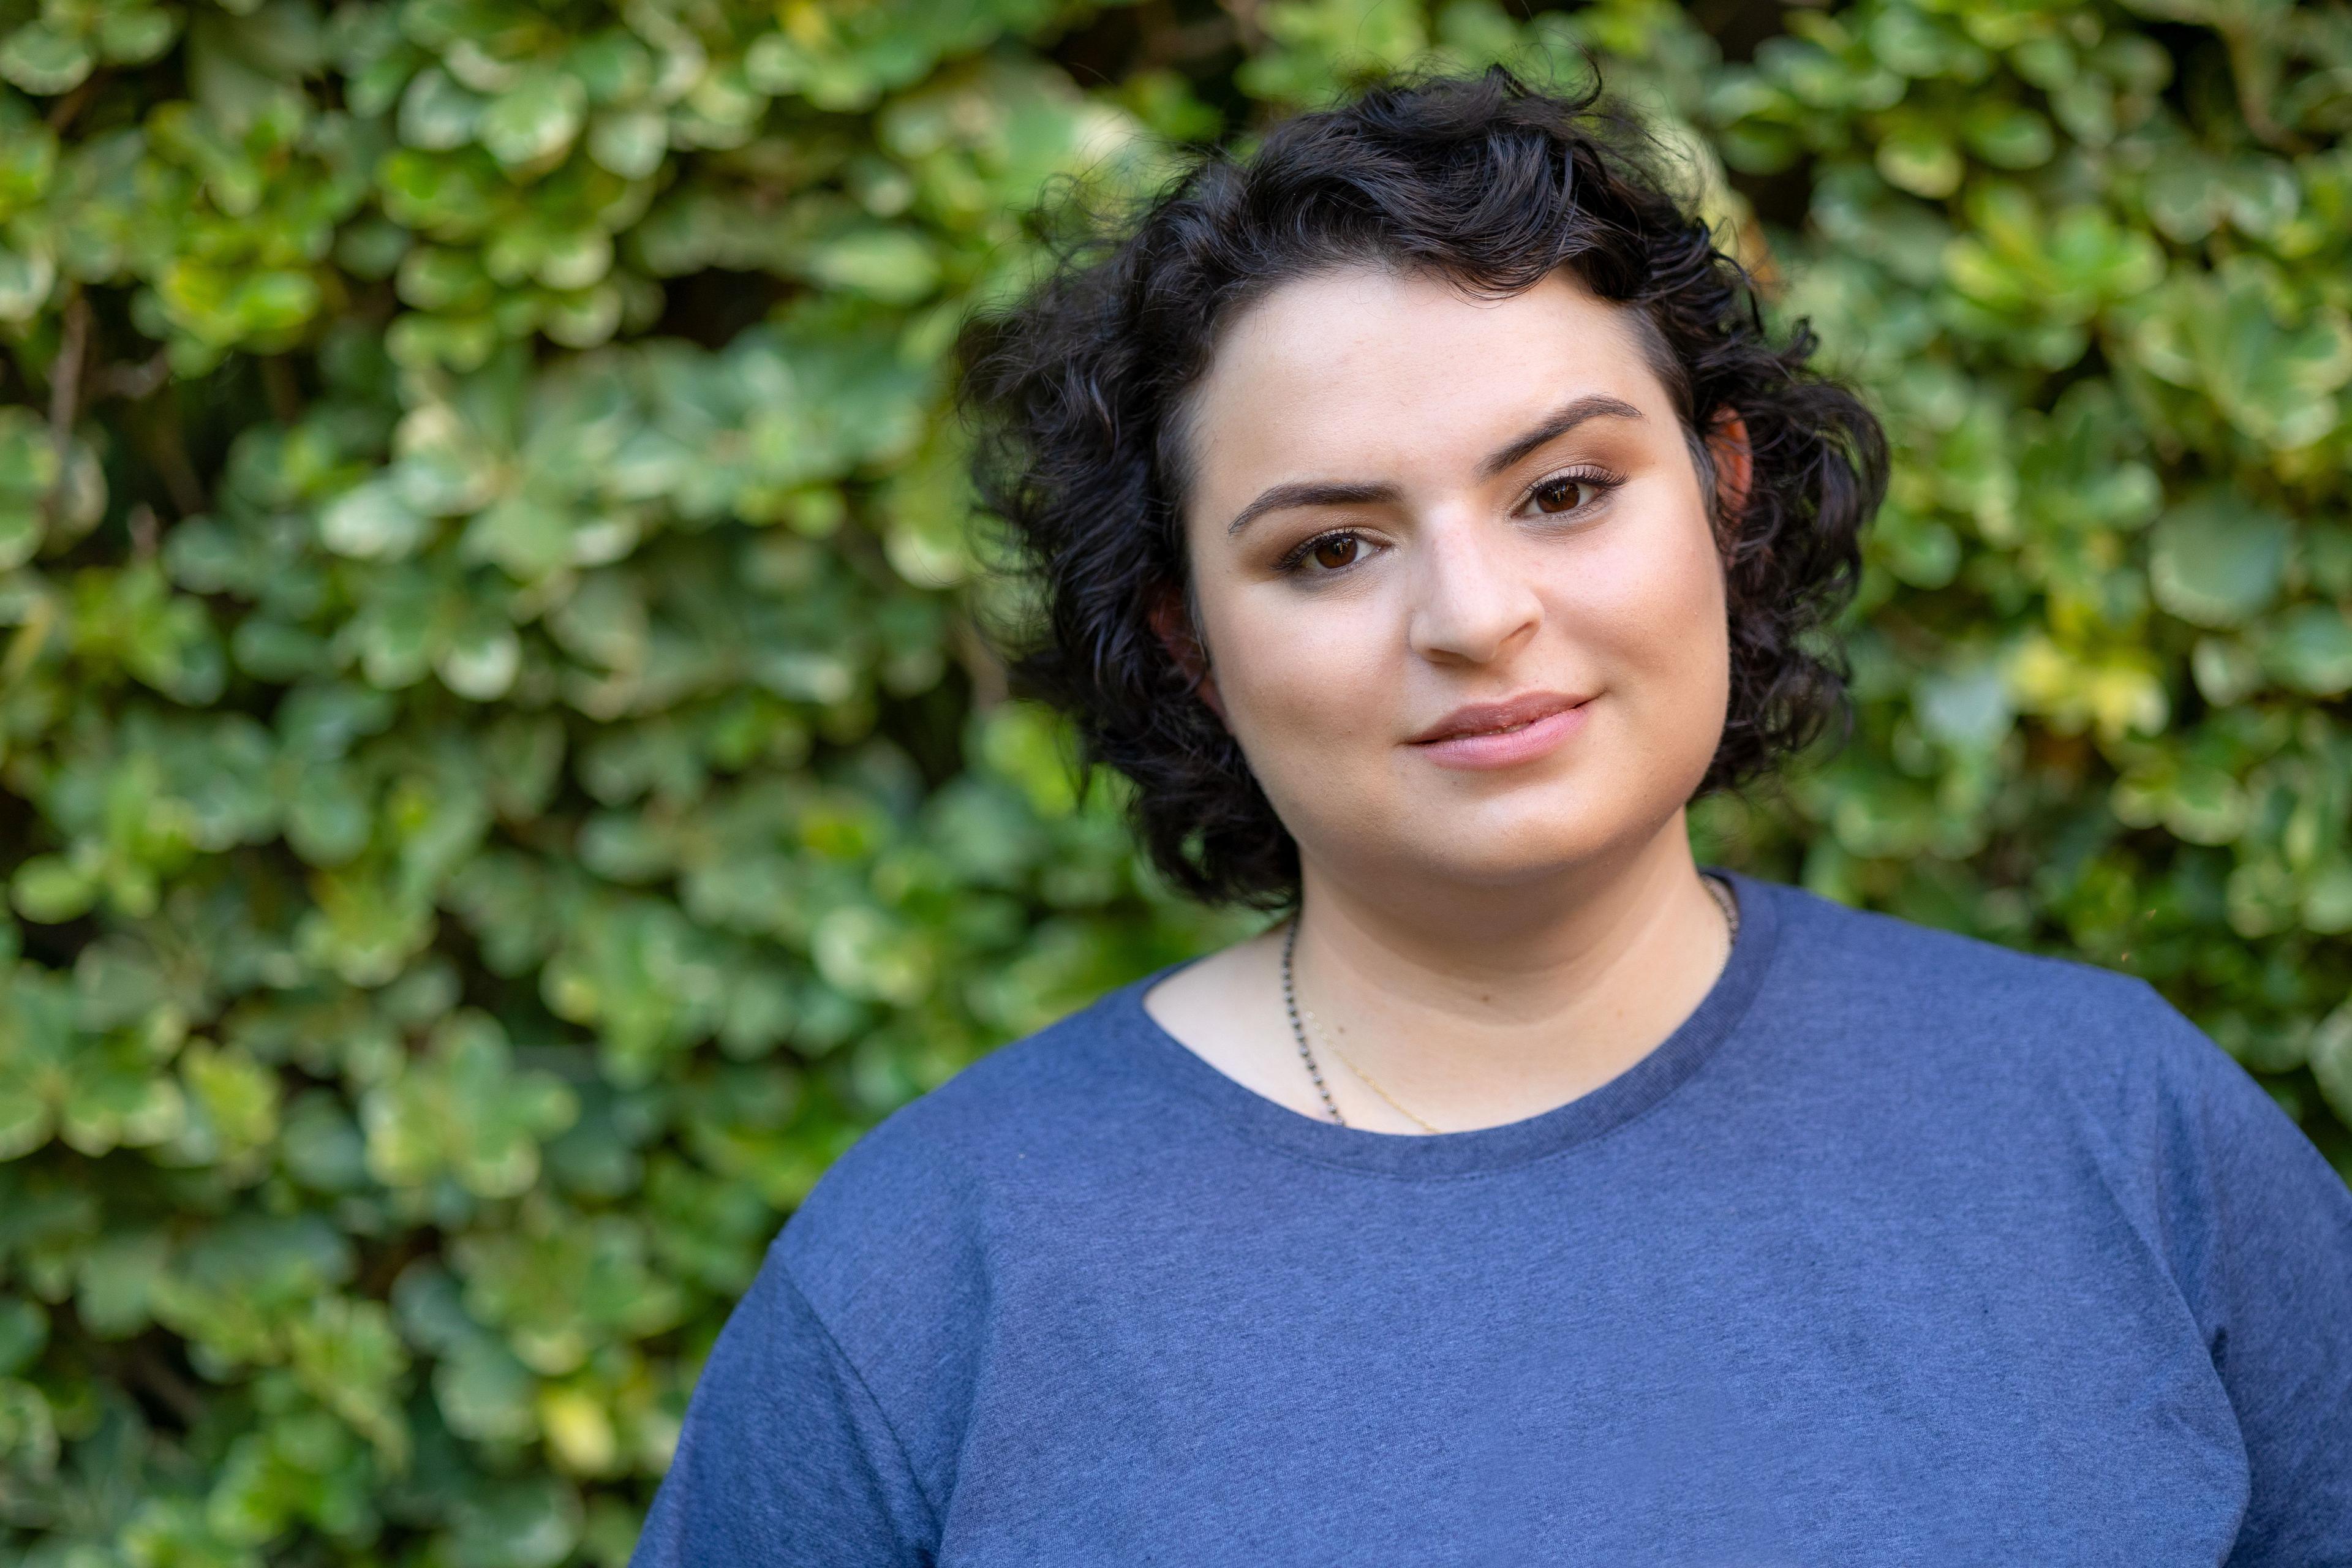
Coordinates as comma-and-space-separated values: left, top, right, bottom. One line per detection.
1172, 264, 1734, 896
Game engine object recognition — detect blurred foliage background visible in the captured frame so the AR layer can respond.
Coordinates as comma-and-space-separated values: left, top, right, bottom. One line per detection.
0, 0, 2348, 1559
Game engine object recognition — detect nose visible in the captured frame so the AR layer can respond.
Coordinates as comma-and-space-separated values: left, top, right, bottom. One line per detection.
1405, 511, 1544, 666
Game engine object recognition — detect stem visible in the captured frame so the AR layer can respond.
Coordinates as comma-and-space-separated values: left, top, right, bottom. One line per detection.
951, 609, 1009, 708
145, 394, 209, 518
260, 355, 304, 426
43, 70, 105, 134
40, 290, 89, 532
1216, 0, 1264, 52
2220, 16, 2305, 154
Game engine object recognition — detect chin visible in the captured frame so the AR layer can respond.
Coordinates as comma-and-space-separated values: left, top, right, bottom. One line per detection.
1278, 747, 1704, 888
1442, 829, 1628, 886
1349, 808, 1640, 891
1427, 775, 1698, 878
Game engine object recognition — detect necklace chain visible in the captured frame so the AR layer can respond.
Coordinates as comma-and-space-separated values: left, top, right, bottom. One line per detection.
1278, 916, 1345, 1125
1279, 873, 1740, 1131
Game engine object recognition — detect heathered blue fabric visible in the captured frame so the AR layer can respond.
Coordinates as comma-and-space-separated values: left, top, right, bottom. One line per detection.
629, 871, 2352, 1566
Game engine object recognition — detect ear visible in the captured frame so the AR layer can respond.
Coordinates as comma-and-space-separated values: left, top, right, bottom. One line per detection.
1147, 582, 1226, 725
1705, 409, 1754, 534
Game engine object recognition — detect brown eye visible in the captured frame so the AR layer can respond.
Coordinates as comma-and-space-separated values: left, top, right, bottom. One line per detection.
1309, 533, 1361, 570
1531, 477, 1597, 514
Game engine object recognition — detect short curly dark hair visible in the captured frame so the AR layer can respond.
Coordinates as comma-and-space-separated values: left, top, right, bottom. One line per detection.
953, 62, 1887, 910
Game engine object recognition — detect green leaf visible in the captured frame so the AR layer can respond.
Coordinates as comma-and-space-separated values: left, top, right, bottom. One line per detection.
796, 224, 941, 303
0, 23, 95, 94
361, 1008, 578, 1197
2148, 492, 2292, 628
448, 1476, 582, 1568
0, 1297, 47, 1376
0, 241, 55, 322
1877, 127, 1962, 198
2315, 1003, 2352, 1127
587, 108, 667, 178
2258, 605, 2352, 696
478, 70, 587, 170
320, 477, 434, 559
1961, 102, 2052, 170
399, 67, 483, 149
11, 854, 96, 923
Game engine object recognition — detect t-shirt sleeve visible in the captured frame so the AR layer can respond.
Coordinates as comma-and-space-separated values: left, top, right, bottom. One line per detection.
628, 1240, 937, 1568
2135, 986, 2352, 1566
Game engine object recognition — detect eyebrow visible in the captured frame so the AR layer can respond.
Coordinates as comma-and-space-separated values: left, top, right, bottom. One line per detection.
1223, 393, 1645, 537
1475, 393, 1646, 481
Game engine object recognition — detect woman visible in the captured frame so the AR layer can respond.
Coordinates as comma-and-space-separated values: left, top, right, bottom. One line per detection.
631, 67, 2352, 1564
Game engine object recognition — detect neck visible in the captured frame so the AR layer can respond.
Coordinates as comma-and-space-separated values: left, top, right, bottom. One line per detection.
1288, 813, 1730, 1129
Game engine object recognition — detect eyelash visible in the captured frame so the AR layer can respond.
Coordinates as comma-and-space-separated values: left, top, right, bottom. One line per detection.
1521, 465, 1624, 521
1272, 465, 1625, 577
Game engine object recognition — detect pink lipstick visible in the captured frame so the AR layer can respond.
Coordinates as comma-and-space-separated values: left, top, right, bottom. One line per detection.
1406, 691, 1593, 771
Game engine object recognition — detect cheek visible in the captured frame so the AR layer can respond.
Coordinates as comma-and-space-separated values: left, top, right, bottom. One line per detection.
1194, 577, 1399, 776
1569, 499, 1728, 678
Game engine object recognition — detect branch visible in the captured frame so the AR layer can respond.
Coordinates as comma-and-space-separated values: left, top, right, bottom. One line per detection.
2220, 16, 2308, 154
145, 394, 209, 518
951, 609, 1010, 709
1216, 0, 1264, 53
43, 71, 105, 135
102, 347, 172, 402
39, 289, 89, 532
260, 355, 304, 426
124, 1340, 208, 1430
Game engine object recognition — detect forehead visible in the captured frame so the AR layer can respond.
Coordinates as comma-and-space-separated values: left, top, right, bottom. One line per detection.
1179, 266, 1675, 518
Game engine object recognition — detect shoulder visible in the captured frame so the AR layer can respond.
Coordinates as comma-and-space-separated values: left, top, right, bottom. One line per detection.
1740, 873, 2261, 1133
1752, 873, 2159, 1020
706, 989, 1167, 1510
1740, 877, 2352, 1281
772, 978, 1158, 1318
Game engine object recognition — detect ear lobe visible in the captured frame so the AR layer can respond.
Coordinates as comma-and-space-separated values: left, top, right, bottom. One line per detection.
1706, 409, 1754, 533
1147, 584, 1227, 724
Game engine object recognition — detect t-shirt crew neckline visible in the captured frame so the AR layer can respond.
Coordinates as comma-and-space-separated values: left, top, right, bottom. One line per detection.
1106, 866, 1786, 1180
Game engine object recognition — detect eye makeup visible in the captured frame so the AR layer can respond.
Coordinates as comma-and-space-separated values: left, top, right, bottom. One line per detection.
1269, 464, 1626, 579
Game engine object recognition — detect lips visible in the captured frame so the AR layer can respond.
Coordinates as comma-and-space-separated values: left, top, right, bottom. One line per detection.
1407, 691, 1592, 746
1403, 691, 1596, 773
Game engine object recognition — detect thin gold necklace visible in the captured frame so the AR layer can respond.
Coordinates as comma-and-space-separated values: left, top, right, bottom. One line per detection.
1280, 873, 1740, 1133
1300, 1001, 1446, 1133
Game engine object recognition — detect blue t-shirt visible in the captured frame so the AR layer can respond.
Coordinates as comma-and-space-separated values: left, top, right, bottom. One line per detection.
629, 872, 2352, 1566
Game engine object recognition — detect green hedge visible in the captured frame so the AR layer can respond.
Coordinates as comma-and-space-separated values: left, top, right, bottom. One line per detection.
0, 0, 2346, 1559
